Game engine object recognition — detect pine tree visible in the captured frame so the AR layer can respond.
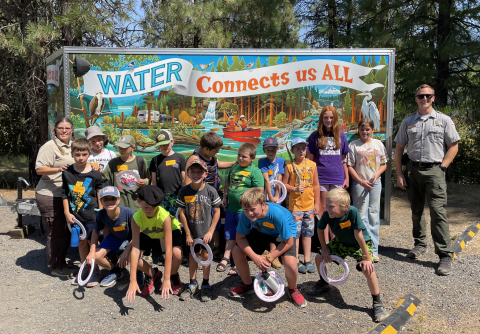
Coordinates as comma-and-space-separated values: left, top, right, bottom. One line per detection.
230, 56, 243, 71
282, 56, 290, 64
255, 57, 262, 68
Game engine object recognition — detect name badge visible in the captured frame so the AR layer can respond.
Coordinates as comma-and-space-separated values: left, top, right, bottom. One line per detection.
184, 195, 196, 203
166, 160, 176, 166
90, 162, 99, 167
240, 171, 251, 176
73, 185, 85, 193
263, 222, 274, 229
408, 125, 416, 129
435, 120, 440, 126
113, 226, 126, 232
339, 220, 351, 229
117, 165, 128, 171
268, 170, 273, 175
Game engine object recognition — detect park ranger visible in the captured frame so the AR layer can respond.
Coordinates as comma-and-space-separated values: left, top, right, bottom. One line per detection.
394, 84, 460, 276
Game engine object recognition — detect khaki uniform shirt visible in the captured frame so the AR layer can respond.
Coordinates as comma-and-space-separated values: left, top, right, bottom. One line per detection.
394, 109, 460, 163
35, 139, 74, 197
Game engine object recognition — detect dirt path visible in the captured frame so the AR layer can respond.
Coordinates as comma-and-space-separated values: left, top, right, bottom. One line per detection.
0, 183, 479, 333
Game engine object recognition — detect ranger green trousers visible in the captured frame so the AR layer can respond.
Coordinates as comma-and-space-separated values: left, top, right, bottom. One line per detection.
405, 165, 452, 257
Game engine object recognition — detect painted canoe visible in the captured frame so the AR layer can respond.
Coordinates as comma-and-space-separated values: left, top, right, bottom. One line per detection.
223, 127, 262, 138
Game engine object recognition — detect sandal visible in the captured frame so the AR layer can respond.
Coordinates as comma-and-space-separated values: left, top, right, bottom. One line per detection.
228, 267, 238, 276
216, 257, 230, 272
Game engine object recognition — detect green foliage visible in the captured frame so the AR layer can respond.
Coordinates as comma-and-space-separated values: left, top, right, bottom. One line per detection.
71, 114, 86, 128
273, 111, 288, 126
141, 0, 301, 48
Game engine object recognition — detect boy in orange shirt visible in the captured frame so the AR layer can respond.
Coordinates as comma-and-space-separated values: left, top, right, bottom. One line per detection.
283, 138, 320, 274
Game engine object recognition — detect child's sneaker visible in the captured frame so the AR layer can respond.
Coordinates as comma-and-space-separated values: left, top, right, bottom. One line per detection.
288, 288, 307, 308
87, 269, 100, 288
305, 262, 316, 273
142, 268, 162, 296
373, 302, 388, 322
100, 270, 124, 287
308, 279, 331, 295
179, 282, 198, 301
228, 283, 255, 298
200, 284, 212, 302
263, 251, 282, 269
71, 266, 89, 285
297, 262, 307, 274
171, 280, 185, 295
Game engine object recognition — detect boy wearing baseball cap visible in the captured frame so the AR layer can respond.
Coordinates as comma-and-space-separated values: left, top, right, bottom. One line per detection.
85, 126, 117, 171
258, 137, 285, 268
126, 185, 184, 301
149, 130, 186, 217
102, 135, 149, 212
176, 158, 221, 302
86, 186, 138, 287
283, 137, 320, 274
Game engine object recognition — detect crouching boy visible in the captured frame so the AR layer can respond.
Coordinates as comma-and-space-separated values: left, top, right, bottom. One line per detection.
86, 186, 136, 287
126, 185, 183, 301
228, 188, 307, 308
311, 188, 388, 322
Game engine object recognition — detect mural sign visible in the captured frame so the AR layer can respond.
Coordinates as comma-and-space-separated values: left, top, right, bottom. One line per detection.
46, 48, 395, 223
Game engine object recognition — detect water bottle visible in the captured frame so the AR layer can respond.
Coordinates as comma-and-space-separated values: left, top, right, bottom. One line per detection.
70, 225, 80, 247
261, 271, 279, 295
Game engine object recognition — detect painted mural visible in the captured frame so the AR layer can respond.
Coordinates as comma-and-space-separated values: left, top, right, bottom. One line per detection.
63, 53, 390, 162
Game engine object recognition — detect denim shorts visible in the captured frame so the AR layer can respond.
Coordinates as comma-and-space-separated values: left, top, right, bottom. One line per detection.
224, 209, 242, 241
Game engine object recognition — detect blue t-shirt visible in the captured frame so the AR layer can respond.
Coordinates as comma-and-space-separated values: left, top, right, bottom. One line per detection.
258, 157, 285, 196
237, 203, 296, 240
94, 206, 134, 241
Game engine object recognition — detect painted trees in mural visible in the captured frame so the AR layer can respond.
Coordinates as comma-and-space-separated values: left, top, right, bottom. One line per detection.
143, 92, 155, 126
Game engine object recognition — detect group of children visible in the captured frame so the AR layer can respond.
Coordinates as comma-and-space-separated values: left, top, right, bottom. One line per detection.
60, 104, 389, 322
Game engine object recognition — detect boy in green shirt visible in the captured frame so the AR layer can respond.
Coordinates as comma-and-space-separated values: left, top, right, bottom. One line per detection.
102, 135, 149, 212
217, 143, 264, 275
310, 188, 388, 322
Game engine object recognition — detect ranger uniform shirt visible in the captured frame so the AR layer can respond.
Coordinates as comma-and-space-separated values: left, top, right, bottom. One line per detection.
394, 109, 460, 163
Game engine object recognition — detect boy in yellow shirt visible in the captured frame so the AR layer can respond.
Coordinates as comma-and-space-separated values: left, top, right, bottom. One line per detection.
283, 138, 320, 274
126, 185, 183, 301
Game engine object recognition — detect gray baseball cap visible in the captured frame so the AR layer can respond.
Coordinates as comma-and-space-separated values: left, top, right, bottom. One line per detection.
115, 135, 136, 148
85, 126, 108, 142
100, 186, 120, 199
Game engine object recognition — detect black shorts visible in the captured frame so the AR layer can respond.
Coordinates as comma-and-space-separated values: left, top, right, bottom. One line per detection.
140, 229, 183, 251
245, 228, 297, 258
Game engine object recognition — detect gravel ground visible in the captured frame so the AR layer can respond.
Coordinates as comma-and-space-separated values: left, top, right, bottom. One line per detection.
0, 185, 479, 334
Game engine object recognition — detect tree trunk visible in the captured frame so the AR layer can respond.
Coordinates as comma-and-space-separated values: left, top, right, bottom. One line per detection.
269, 94, 274, 126
256, 95, 260, 126
434, 0, 453, 107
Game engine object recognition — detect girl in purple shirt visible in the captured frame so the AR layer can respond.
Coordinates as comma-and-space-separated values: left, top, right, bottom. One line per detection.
306, 106, 350, 242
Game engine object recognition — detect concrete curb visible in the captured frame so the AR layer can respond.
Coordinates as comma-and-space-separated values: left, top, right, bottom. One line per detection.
451, 222, 480, 260
367, 293, 420, 334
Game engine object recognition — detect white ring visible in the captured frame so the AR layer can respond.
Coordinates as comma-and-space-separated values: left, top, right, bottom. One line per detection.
266, 180, 287, 204
78, 258, 95, 287
190, 239, 213, 266
319, 255, 350, 286
67, 218, 87, 240
254, 271, 285, 302
115, 170, 141, 190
